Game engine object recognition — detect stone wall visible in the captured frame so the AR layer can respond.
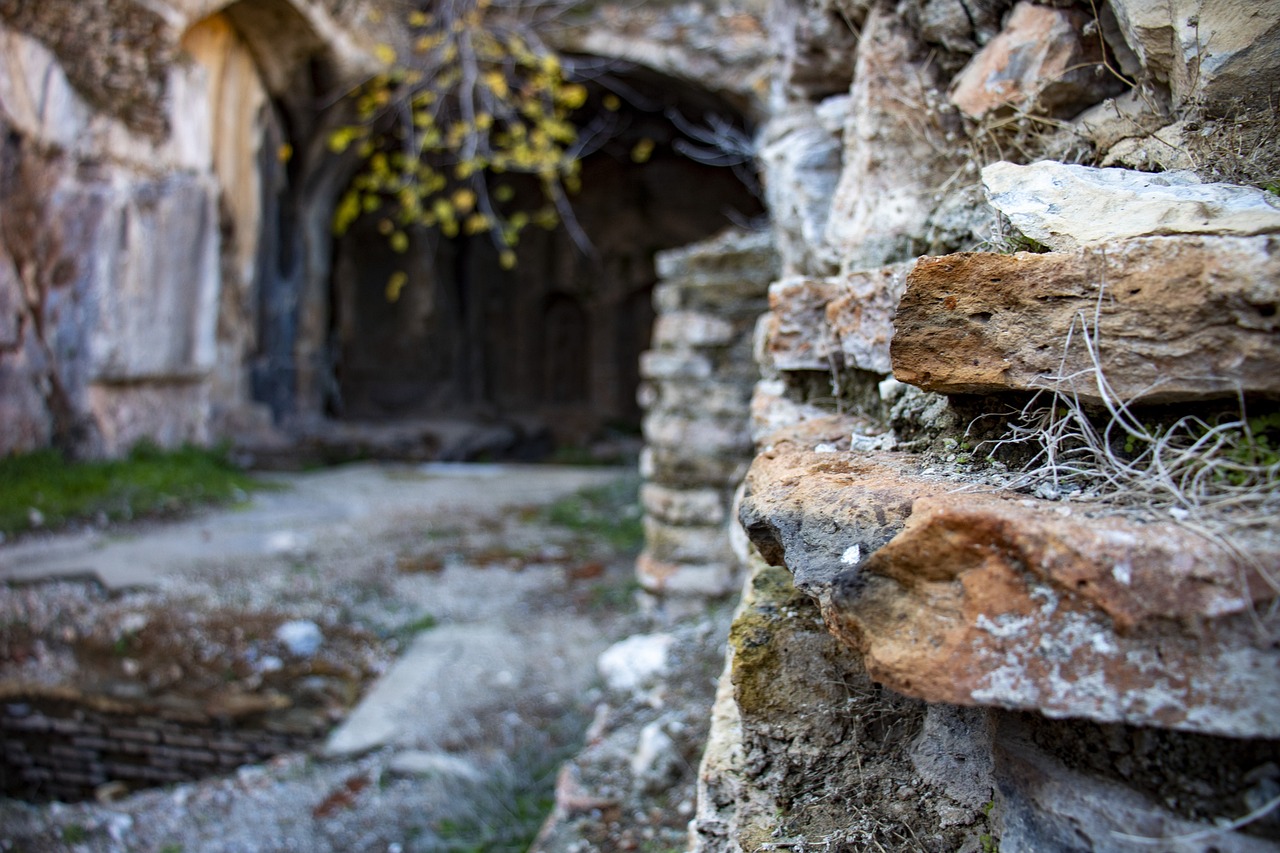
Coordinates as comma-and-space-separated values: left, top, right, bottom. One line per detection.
636, 230, 777, 603
674, 0, 1280, 851
0, 0, 380, 456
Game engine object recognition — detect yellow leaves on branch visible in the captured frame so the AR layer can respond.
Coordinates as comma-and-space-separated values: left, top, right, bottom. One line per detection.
330, 0, 590, 293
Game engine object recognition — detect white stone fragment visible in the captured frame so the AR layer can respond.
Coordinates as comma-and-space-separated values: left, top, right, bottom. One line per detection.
598, 633, 675, 694
982, 161, 1280, 251
275, 619, 323, 657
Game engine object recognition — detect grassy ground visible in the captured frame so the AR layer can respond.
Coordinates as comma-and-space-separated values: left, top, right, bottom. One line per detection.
0, 443, 263, 538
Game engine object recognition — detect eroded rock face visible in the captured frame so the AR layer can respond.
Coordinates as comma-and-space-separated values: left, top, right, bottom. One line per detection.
739, 440, 1280, 739
949, 2, 1124, 119
764, 263, 912, 378
1109, 0, 1280, 110
891, 237, 1280, 403
983, 161, 1280, 251
823, 6, 961, 274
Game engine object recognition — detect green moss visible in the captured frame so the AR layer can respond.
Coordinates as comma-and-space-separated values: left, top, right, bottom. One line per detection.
728, 565, 817, 718
0, 442, 264, 537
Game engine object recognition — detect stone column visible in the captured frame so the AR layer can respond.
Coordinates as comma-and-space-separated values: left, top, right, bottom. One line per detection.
635, 229, 777, 607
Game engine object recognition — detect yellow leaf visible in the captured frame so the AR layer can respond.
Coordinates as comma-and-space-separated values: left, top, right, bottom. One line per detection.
603, 94, 621, 111
328, 127, 354, 153
559, 84, 587, 109
464, 213, 492, 234
385, 271, 408, 302
631, 138, 655, 163
277, 143, 293, 163
452, 188, 477, 213
374, 43, 397, 66
333, 192, 360, 234
483, 71, 509, 99
499, 250, 517, 270
390, 231, 409, 253
494, 184, 515, 202
407, 10, 430, 26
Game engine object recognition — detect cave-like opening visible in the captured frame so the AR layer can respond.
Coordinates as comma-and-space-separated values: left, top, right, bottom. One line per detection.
326, 62, 764, 455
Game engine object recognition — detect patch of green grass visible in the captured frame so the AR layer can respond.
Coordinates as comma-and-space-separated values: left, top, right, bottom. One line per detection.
542, 475, 644, 552
0, 442, 264, 537
60, 824, 87, 844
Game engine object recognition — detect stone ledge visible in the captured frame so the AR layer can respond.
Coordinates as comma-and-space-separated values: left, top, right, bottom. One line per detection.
738, 437, 1280, 738
891, 237, 1280, 403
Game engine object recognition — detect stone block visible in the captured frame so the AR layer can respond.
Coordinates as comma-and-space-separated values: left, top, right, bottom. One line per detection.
765, 277, 842, 372
759, 103, 843, 276
982, 161, 1280, 252
641, 446, 750, 489
73, 172, 221, 381
766, 264, 912, 375
1109, 0, 1280, 110
642, 519, 731, 565
891, 238, 1280, 403
639, 351, 713, 381
642, 412, 752, 457
949, 2, 1124, 119
651, 311, 737, 349
640, 483, 727, 526
654, 229, 778, 283
826, 263, 911, 374
739, 441, 1280, 738
823, 7, 962, 273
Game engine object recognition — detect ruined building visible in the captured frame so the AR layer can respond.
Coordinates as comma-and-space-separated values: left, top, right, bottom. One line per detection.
3, 0, 1279, 850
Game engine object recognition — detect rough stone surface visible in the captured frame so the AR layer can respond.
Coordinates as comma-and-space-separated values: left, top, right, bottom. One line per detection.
949, 2, 1124, 119
983, 161, 1280, 251
762, 264, 911, 376
991, 712, 1280, 852
758, 102, 844, 277
739, 443, 954, 602
823, 6, 961, 274
1107, 0, 1280, 110
891, 237, 1280, 403
740, 442, 1280, 738
688, 556, 993, 852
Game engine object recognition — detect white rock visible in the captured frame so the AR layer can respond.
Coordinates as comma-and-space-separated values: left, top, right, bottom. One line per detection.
275, 619, 323, 657
982, 161, 1280, 251
630, 719, 679, 792
388, 750, 487, 783
598, 633, 675, 694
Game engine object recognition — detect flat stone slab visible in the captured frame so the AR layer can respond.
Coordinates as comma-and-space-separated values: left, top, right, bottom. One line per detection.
891, 237, 1280, 403
739, 440, 1280, 738
982, 161, 1280, 251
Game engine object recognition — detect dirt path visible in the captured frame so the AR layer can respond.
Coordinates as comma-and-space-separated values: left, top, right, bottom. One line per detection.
0, 462, 646, 852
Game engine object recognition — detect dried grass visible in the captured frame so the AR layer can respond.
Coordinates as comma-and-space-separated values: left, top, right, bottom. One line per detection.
974, 289, 1280, 602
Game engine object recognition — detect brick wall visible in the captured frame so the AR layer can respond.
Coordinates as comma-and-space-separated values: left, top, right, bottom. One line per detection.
1, 691, 325, 802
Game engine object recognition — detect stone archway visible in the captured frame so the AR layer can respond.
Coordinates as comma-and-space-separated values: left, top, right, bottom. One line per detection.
327, 63, 765, 450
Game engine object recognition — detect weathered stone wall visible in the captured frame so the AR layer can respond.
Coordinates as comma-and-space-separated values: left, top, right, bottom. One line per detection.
0, 0, 380, 456
637, 230, 777, 603
679, 0, 1280, 851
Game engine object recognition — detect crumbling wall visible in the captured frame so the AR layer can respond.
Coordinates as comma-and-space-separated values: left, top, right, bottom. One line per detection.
685, 1, 1280, 851
0, 0, 379, 457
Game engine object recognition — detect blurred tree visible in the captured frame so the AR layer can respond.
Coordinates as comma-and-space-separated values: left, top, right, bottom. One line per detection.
330, 0, 600, 297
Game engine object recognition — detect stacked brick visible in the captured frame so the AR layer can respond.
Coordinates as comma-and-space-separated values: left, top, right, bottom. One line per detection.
636, 230, 778, 602
1, 690, 325, 802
